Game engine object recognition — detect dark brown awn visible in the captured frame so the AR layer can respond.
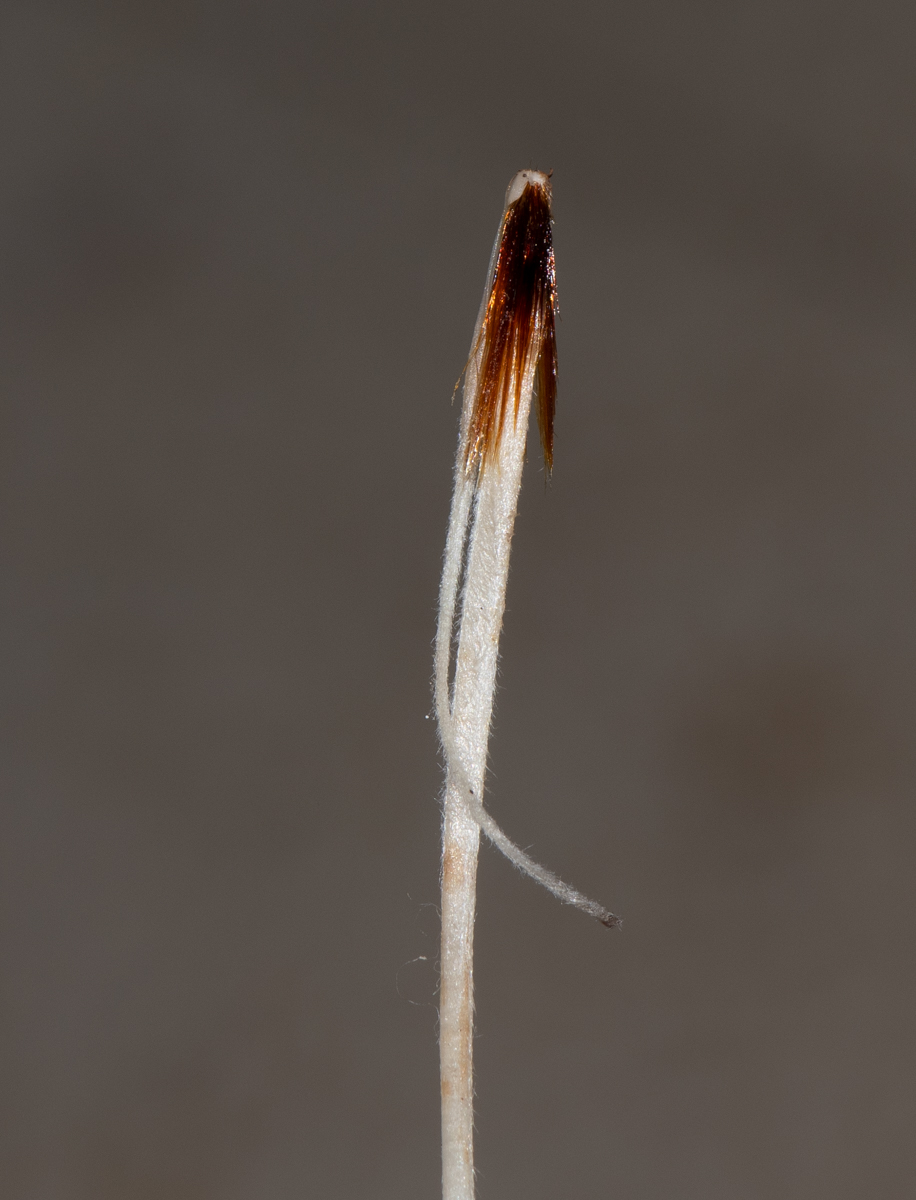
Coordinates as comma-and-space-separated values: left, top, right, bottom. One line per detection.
463, 174, 558, 476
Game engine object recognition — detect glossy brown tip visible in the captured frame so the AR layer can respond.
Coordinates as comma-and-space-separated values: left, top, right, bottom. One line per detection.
464, 175, 558, 475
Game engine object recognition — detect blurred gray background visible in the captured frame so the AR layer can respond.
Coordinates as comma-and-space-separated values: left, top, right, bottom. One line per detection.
4, 2, 916, 1197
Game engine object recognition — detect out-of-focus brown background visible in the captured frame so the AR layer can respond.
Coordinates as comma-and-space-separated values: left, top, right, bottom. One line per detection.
4, 2, 916, 1196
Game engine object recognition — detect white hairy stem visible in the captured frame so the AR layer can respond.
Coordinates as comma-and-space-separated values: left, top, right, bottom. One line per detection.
436, 367, 532, 1200
435, 172, 615, 1200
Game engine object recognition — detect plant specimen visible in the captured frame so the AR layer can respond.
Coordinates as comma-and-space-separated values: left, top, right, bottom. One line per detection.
434, 169, 618, 1200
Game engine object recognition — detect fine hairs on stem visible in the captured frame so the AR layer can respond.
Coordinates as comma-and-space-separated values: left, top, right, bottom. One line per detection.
435, 170, 619, 1200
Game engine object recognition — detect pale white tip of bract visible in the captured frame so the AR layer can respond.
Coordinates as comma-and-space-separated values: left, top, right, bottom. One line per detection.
505, 168, 551, 206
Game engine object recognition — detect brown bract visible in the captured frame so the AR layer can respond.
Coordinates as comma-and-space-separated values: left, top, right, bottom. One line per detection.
463, 178, 557, 476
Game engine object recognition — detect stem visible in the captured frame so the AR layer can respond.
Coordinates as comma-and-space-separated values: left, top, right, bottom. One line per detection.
438, 383, 531, 1200
434, 171, 618, 1200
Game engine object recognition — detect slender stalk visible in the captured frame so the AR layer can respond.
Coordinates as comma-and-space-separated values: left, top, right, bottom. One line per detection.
435, 171, 618, 1200
437, 350, 532, 1200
